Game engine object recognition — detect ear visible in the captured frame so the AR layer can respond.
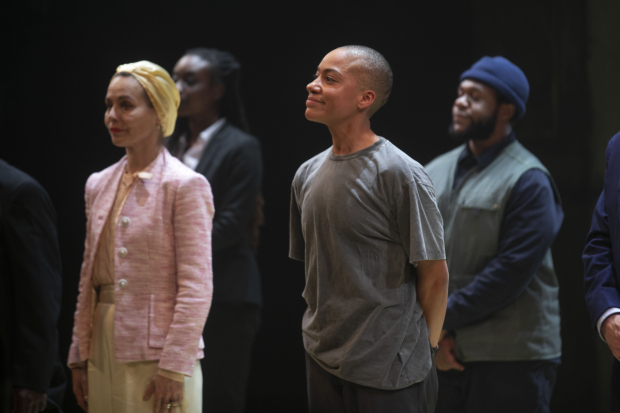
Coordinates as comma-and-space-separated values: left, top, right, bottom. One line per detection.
498, 103, 515, 123
358, 90, 376, 112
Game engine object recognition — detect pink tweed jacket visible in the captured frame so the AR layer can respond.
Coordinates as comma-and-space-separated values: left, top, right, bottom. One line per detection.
68, 149, 214, 376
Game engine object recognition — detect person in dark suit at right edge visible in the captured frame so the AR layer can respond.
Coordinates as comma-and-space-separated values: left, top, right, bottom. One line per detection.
166, 48, 263, 413
584, 132, 620, 413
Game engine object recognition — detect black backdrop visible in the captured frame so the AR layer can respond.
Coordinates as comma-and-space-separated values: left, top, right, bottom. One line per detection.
1, 1, 600, 412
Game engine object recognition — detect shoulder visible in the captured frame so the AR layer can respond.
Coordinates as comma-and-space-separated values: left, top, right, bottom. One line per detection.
85, 157, 126, 194
162, 151, 209, 188
606, 132, 620, 169
293, 147, 331, 186
0, 159, 40, 194
219, 123, 261, 152
425, 144, 465, 172
376, 140, 435, 190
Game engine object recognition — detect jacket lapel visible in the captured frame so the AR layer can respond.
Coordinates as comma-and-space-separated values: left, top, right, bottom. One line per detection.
195, 121, 229, 180
89, 158, 126, 264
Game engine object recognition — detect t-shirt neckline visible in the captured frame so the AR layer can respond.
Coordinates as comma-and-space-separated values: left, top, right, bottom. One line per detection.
328, 137, 386, 161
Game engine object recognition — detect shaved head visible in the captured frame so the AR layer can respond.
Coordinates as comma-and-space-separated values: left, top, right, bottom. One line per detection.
338, 45, 393, 117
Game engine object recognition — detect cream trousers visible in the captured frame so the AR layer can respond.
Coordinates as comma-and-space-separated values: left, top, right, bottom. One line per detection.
88, 286, 202, 413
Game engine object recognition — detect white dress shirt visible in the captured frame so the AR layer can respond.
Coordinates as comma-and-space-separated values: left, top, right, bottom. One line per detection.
182, 118, 227, 170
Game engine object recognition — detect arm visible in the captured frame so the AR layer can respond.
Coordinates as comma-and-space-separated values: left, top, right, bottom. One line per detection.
443, 169, 563, 330
3, 180, 62, 396
394, 180, 447, 345
417, 259, 449, 347
211, 139, 262, 253
289, 178, 305, 261
158, 175, 214, 376
583, 191, 620, 331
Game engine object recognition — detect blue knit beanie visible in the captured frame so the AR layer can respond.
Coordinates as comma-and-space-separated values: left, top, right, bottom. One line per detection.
460, 56, 529, 119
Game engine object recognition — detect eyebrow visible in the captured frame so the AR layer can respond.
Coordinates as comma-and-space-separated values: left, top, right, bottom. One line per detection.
317, 67, 342, 76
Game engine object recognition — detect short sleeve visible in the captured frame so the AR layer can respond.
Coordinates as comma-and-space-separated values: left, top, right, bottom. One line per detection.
395, 181, 446, 264
289, 180, 305, 261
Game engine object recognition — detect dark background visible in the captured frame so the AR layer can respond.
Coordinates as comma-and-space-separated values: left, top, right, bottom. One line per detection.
1, 0, 617, 412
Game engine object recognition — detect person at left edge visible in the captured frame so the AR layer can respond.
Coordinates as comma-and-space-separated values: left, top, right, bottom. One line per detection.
0, 160, 66, 413
67, 61, 214, 413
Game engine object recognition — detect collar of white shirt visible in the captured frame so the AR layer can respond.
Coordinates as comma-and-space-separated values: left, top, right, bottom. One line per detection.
182, 117, 227, 170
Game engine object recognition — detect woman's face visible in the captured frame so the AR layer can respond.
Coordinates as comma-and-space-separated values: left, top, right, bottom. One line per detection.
173, 54, 223, 118
104, 75, 160, 149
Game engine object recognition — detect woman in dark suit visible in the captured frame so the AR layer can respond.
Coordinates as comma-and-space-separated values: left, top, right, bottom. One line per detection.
166, 48, 263, 413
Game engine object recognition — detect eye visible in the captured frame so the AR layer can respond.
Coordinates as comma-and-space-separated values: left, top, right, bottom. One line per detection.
326, 76, 335, 82
121, 102, 133, 110
312, 73, 318, 80
185, 76, 196, 86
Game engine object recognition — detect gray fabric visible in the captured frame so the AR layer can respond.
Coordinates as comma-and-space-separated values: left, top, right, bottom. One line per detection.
290, 138, 445, 390
425, 141, 561, 362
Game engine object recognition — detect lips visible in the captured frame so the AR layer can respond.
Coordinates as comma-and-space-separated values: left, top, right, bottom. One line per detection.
307, 97, 323, 104
109, 127, 124, 133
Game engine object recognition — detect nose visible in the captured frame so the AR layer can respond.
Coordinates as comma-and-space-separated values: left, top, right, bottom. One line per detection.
307, 78, 320, 94
106, 104, 118, 124
455, 94, 468, 110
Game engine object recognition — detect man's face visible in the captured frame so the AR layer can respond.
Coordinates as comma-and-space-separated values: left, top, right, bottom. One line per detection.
449, 79, 500, 142
305, 49, 364, 125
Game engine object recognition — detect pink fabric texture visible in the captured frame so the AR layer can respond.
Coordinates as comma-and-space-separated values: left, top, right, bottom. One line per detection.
68, 149, 214, 376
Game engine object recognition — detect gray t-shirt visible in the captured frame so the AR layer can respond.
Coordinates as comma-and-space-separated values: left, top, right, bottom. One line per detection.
289, 137, 445, 390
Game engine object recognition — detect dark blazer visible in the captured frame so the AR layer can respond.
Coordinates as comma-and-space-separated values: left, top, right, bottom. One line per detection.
0, 159, 65, 408
583, 132, 620, 410
170, 121, 263, 305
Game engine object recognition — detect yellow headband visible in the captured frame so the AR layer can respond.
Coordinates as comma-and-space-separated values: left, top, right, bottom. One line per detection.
114, 61, 180, 138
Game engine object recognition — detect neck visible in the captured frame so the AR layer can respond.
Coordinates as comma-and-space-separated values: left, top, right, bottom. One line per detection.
468, 123, 512, 156
328, 116, 378, 155
125, 138, 162, 174
187, 111, 220, 146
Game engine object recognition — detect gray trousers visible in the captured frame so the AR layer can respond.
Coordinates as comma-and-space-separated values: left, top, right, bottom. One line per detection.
306, 352, 438, 413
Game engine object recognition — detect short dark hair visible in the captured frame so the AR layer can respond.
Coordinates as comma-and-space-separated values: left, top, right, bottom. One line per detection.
338, 45, 393, 117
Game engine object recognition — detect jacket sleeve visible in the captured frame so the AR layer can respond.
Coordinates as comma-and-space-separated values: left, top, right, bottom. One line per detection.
158, 175, 214, 376
68, 176, 95, 367
212, 138, 262, 254
3, 179, 62, 393
583, 136, 620, 330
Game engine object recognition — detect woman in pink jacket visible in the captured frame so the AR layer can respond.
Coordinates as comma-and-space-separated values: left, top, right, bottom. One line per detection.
68, 61, 214, 413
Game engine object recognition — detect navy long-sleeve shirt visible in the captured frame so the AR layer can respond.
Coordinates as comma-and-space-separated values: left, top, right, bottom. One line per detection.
444, 133, 564, 336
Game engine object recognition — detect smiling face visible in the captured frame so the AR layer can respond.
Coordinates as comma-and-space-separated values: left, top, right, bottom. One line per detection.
305, 49, 375, 126
104, 75, 161, 149
173, 54, 223, 119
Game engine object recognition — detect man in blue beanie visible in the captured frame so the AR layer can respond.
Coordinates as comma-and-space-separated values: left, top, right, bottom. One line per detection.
425, 56, 563, 412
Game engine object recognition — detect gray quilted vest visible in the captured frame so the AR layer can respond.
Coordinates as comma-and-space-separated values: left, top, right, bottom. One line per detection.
425, 141, 561, 361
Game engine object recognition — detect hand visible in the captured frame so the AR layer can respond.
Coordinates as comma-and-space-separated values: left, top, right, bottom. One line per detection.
72, 368, 89, 412
11, 388, 47, 413
143, 373, 184, 413
603, 313, 620, 360
435, 336, 465, 372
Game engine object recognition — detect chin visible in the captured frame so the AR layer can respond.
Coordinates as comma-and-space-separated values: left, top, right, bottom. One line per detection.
110, 136, 129, 148
305, 109, 326, 124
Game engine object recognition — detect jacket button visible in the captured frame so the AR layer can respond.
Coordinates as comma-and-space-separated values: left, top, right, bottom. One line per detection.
118, 247, 128, 258
118, 279, 128, 289
121, 217, 130, 227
